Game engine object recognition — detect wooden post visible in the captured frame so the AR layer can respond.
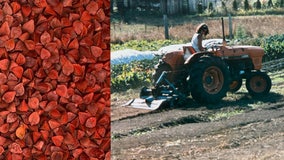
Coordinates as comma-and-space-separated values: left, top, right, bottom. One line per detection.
229, 14, 233, 39
221, 17, 227, 46
113, 22, 115, 31
163, 14, 169, 39
162, 0, 169, 39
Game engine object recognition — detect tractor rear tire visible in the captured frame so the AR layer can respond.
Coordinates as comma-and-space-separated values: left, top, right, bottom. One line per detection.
189, 55, 230, 104
245, 71, 271, 97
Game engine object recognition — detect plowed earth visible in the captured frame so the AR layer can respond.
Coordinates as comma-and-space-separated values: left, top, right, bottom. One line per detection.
111, 68, 284, 160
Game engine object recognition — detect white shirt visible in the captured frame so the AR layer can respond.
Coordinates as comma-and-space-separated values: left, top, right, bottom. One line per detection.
191, 33, 201, 52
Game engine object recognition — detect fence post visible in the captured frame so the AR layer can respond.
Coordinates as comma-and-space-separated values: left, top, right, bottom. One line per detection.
229, 14, 233, 39
163, 14, 169, 39
112, 22, 115, 31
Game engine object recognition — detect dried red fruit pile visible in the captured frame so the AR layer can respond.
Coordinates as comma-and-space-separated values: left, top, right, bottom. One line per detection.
0, 0, 110, 159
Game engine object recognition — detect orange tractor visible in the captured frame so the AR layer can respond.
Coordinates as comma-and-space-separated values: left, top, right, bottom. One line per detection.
126, 18, 271, 110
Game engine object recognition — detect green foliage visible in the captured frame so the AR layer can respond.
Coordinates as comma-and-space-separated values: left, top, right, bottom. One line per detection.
208, 2, 214, 12
111, 39, 185, 52
276, 0, 284, 7
235, 26, 251, 39
111, 58, 159, 92
208, 109, 244, 121
268, 0, 273, 8
244, 0, 250, 10
111, 40, 187, 92
198, 3, 203, 13
262, 34, 284, 61
221, 1, 228, 15
237, 34, 284, 62
233, 0, 238, 11
255, 0, 262, 9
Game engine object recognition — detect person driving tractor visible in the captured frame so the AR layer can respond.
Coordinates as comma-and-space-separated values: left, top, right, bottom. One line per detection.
191, 23, 209, 52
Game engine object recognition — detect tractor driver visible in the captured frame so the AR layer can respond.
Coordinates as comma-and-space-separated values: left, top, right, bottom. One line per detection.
191, 23, 209, 52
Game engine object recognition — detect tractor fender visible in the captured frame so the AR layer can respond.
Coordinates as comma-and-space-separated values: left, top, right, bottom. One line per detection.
184, 52, 214, 67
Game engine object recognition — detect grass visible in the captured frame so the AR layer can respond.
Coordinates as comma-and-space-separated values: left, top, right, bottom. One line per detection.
208, 109, 245, 121
247, 101, 265, 110
111, 15, 284, 44
268, 69, 284, 84
111, 88, 140, 105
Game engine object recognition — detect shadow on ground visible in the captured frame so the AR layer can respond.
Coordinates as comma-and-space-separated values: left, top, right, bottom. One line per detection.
161, 91, 284, 111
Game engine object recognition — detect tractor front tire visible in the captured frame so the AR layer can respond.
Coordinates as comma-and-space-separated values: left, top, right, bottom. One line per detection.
189, 55, 230, 104
245, 71, 271, 97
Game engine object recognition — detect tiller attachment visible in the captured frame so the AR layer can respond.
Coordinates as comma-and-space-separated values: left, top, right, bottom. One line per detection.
123, 71, 186, 110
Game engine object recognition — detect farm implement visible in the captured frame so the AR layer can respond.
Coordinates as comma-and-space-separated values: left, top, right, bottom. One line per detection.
125, 18, 271, 110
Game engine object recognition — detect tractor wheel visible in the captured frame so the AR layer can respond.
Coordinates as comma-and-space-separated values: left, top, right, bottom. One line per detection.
229, 79, 242, 93
245, 72, 271, 97
189, 55, 230, 104
152, 62, 171, 85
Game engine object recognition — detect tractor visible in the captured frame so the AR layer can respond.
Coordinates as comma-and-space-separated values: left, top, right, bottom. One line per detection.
125, 18, 271, 110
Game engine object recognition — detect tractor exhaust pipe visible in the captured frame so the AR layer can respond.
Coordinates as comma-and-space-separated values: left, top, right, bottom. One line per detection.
221, 17, 227, 46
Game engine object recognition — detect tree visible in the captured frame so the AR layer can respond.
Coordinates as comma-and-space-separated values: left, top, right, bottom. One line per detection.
161, 0, 167, 14
276, 0, 284, 7
233, 0, 238, 11
221, 1, 227, 14
117, 0, 126, 19
256, 0, 261, 9
182, 0, 190, 14
267, 0, 273, 8
208, 2, 214, 12
198, 2, 203, 13
244, 0, 250, 10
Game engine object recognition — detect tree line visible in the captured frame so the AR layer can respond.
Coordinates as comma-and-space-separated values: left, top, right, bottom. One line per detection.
111, 0, 284, 19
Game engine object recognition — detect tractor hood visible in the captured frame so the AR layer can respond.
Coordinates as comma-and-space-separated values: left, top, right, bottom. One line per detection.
219, 45, 265, 70
219, 45, 264, 57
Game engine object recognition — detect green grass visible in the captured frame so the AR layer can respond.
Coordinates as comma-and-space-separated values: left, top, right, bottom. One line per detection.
208, 109, 245, 121
247, 101, 265, 110
111, 39, 185, 52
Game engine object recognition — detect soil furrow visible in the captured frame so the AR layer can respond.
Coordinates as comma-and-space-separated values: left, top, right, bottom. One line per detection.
112, 108, 284, 160
112, 67, 284, 159
112, 114, 209, 140
112, 94, 284, 138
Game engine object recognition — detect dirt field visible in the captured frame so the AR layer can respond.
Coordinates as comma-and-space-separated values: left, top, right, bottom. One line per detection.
111, 68, 284, 159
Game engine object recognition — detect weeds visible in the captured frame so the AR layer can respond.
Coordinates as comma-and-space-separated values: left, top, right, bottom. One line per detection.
111, 15, 284, 43
208, 109, 245, 121
235, 25, 251, 39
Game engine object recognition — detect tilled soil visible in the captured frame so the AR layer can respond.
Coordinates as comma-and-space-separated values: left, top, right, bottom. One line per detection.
111, 72, 284, 160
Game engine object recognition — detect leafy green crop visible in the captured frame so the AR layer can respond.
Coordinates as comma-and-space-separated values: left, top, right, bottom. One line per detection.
262, 34, 284, 61
111, 57, 159, 92
235, 34, 284, 62
111, 39, 185, 52
111, 40, 186, 92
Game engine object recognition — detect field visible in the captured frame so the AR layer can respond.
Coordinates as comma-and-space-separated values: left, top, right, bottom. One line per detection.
111, 61, 284, 159
111, 15, 284, 43
111, 15, 284, 159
